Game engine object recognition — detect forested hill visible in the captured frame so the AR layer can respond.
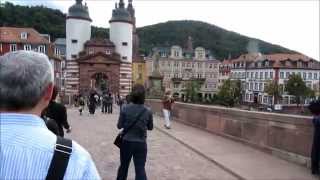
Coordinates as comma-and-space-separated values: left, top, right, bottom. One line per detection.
0, 2, 295, 59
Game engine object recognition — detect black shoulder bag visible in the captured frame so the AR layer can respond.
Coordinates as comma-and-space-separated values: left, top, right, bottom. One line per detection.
114, 108, 147, 148
46, 136, 73, 180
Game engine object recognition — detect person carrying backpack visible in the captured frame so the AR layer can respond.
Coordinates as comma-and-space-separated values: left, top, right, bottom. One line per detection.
0, 50, 100, 179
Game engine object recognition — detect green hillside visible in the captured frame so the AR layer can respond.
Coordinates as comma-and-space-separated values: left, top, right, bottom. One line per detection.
0, 2, 295, 59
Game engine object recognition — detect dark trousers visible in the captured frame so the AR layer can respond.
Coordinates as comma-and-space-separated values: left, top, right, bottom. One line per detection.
116, 140, 147, 180
102, 103, 107, 113
107, 103, 113, 114
312, 127, 320, 173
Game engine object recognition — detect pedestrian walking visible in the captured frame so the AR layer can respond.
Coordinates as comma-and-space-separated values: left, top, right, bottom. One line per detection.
116, 84, 153, 180
42, 85, 71, 137
0, 50, 100, 179
119, 96, 124, 111
102, 93, 108, 113
107, 93, 113, 114
308, 100, 320, 175
89, 92, 97, 115
162, 90, 174, 129
79, 96, 85, 115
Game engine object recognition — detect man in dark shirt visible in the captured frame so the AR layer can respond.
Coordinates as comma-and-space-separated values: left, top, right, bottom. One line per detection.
43, 86, 71, 137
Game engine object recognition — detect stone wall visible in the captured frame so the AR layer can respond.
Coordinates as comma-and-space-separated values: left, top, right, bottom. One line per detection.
146, 99, 314, 167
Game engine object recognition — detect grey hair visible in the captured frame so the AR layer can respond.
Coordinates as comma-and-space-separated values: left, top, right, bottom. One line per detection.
0, 50, 54, 110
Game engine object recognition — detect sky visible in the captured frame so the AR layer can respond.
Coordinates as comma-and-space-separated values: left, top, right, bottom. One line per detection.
3, 0, 320, 60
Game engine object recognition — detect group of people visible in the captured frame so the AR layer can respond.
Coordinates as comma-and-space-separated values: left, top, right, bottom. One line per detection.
1, 50, 319, 180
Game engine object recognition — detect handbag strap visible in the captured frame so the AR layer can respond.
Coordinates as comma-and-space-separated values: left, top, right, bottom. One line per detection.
46, 136, 72, 180
122, 108, 147, 136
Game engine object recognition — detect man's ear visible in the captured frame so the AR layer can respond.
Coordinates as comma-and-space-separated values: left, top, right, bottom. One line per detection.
43, 83, 54, 101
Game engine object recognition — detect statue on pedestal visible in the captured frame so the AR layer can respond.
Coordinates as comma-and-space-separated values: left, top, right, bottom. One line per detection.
147, 53, 164, 98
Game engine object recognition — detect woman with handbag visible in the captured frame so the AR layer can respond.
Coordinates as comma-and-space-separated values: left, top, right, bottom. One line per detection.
116, 84, 153, 180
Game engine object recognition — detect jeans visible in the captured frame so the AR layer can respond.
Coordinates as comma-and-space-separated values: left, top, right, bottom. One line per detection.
107, 104, 113, 114
162, 109, 171, 127
116, 140, 147, 180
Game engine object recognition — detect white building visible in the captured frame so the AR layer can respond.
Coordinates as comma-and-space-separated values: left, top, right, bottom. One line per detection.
147, 41, 220, 101
64, 0, 134, 99
229, 53, 320, 106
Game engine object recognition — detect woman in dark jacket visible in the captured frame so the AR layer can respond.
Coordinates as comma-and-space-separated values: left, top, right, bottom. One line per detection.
88, 92, 97, 115
309, 99, 320, 175
42, 86, 71, 137
116, 84, 153, 180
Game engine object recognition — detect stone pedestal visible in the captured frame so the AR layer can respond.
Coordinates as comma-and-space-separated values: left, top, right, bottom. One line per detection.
147, 76, 164, 98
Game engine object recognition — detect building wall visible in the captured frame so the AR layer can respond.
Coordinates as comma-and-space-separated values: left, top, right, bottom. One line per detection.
66, 19, 91, 60
157, 58, 220, 99
79, 60, 120, 95
146, 99, 313, 167
110, 22, 133, 63
119, 63, 132, 97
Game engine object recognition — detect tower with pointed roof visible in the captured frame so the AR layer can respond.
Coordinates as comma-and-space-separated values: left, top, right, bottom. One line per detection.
66, 0, 92, 60
109, 0, 134, 95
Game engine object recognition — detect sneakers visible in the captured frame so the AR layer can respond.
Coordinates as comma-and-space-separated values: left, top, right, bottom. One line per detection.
164, 125, 171, 129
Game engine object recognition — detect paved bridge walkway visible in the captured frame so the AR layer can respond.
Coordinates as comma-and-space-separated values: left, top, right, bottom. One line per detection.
66, 106, 316, 180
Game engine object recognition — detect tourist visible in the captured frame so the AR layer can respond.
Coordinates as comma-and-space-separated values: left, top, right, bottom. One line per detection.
42, 85, 71, 137
102, 93, 108, 113
308, 100, 320, 175
0, 50, 100, 179
88, 92, 97, 115
107, 93, 113, 114
118, 95, 124, 111
79, 95, 85, 115
162, 90, 174, 129
116, 84, 153, 180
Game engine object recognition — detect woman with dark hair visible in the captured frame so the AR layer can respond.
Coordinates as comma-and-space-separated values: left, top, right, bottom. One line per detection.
42, 86, 71, 137
116, 84, 153, 180
308, 100, 320, 175
88, 92, 97, 115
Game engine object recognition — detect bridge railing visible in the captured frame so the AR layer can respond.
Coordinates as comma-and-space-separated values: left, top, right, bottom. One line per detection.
146, 99, 313, 167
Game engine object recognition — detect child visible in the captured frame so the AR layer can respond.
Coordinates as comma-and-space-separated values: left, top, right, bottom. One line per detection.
308, 99, 320, 175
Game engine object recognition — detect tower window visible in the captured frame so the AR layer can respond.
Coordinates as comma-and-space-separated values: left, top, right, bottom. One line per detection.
71, 39, 78, 43
121, 86, 126, 89
71, 54, 77, 59
106, 49, 111, 55
122, 42, 128, 46
122, 56, 127, 60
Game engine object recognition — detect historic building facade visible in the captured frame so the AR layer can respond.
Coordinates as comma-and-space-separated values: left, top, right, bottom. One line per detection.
146, 38, 220, 101
0, 27, 64, 91
64, 0, 136, 99
229, 53, 320, 106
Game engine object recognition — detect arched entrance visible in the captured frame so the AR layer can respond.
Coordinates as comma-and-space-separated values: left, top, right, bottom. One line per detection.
91, 72, 108, 94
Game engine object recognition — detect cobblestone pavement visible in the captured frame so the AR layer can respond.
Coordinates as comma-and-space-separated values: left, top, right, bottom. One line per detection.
66, 106, 237, 180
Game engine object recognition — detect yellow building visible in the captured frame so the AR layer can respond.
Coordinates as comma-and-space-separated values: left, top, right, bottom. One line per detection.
132, 58, 147, 86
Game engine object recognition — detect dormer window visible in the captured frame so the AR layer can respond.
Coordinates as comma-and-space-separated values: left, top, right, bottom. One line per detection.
122, 42, 128, 46
21, 32, 28, 39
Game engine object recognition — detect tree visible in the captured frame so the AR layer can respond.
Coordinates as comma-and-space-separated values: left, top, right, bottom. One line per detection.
264, 80, 282, 105
184, 80, 201, 103
285, 74, 309, 107
216, 79, 241, 107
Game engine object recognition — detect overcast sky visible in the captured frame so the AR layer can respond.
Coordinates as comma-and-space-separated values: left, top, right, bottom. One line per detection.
4, 0, 320, 60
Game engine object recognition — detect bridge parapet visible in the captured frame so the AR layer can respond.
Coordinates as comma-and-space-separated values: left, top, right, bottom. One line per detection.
146, 99, 313, 167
